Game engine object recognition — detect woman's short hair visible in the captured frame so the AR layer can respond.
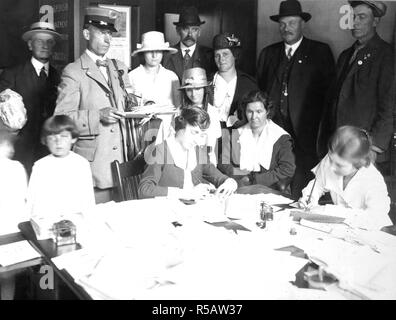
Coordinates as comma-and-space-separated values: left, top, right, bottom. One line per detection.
239, 90, 274, 124
41, 115, 79, 142
174, 106, 210, 132
328, 125, 375, 168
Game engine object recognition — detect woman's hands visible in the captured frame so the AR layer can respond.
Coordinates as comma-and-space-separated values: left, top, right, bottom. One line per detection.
215, 178, 238, 198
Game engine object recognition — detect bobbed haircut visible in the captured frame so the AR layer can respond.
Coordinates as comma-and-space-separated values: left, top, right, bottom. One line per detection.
239, 90, 274, 124
328, 125, 376, 168
41, 115, 80, 142
174, 105, 210, 132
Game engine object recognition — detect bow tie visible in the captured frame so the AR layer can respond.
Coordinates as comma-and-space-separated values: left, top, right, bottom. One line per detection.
96, 59, 109, 67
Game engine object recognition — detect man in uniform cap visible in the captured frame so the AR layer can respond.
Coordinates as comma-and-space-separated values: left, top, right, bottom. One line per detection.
318, 1, 394, 172
162, 6, 215, 82
257, 0, 335, 198
55, 6, 133, 203
0, 21, 61, 175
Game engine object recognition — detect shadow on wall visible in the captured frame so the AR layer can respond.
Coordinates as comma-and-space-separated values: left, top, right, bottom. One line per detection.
0, 0, 39, 69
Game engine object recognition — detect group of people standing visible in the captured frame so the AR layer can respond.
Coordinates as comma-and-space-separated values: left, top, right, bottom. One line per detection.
0, 1, 393, 228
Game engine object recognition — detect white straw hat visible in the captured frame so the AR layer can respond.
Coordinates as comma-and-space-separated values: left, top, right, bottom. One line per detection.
132, 31, 178, 56
22, 21, 61, 42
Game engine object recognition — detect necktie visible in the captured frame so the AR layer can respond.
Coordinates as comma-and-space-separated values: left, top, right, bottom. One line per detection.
183, 49, 191, 68
349, 43, 365, 65
286, 47, 292, 60
39, 66, 47, 81
96, 59, 109, 67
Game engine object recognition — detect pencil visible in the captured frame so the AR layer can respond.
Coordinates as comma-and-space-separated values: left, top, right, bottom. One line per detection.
306, 165, 320, 208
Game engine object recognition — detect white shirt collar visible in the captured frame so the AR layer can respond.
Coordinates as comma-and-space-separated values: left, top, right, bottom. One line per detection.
284, 36, 303, 57
85, 49, 108, 64
180, 42, 196, 57
31, 57, 49, 76
166, 135, 197, 171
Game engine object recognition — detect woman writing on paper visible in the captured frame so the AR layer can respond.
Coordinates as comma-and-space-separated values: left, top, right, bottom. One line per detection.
139, 106, 237, 199
299, 126, 391, 230
217, 90, 295, 191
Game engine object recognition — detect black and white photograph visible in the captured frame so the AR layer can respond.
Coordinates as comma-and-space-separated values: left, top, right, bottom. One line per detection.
0, 0, 395, 304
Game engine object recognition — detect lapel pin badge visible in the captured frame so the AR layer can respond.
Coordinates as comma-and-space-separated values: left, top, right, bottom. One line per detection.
358, 60, 363, 65
298, 60, 302, 64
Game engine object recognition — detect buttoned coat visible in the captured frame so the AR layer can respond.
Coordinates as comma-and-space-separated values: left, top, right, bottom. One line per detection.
318, 33, 394, 157
0, 60, 60, 174
54, 52, 131, 189
257, 37, 335, 155
162, 43, 216, 82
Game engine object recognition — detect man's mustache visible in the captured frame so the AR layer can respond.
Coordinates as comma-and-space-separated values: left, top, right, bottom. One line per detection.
281, 31, 294, 36
183, 36, 195, 41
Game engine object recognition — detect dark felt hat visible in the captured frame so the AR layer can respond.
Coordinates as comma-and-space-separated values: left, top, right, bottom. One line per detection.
213, 32, 242, 50
173, 6, 205, 26
270, 0, 311, 22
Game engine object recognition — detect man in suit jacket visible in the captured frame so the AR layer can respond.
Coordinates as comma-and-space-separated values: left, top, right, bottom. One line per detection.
55, 6, 132, 203
0, 22, 60, 175
162, 6, 215, 82
318, 1, 394, 168
257, 0, 335, 198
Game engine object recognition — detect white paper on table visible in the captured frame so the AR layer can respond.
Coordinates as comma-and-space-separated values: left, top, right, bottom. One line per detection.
0, 224, 20, 236
301, 236, 396, 299
0, 240, 41, 267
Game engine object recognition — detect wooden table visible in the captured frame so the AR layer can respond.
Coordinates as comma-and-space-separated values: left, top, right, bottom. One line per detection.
18, 222, 92, 300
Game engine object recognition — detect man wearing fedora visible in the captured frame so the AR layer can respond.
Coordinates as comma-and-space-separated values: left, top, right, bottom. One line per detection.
318, 1, 394, 171
162, 6, 215, 82
256, 0, 335, 198
0, 21, 61, 175
55, 6, 132, 203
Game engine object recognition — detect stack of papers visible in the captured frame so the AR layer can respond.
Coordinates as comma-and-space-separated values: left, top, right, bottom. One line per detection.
300, 236, 396, 299
124, 104, 176, 118
0, 240, 41, 267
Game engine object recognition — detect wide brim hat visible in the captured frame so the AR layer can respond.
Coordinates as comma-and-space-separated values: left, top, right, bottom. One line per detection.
179, 67, 211, 90
349, 1, 387, 17
132, 31, 178, 56
22, 22, 61, 42
173, 6, 205, 26
270, 0, 311, 22
84, 6, 120, 33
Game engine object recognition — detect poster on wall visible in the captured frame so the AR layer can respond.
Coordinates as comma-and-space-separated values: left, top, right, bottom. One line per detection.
39, 0, 74, 72
99, 4, 131, 68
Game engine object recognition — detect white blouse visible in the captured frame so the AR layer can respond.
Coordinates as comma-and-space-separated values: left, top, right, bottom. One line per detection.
213, 72, 237, 126
301, 154, 391, 230
128, 64, 181, 107
238, 120, 289, 171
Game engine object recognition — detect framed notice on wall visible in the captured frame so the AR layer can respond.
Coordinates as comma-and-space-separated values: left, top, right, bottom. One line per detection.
99, 4, 131, 68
